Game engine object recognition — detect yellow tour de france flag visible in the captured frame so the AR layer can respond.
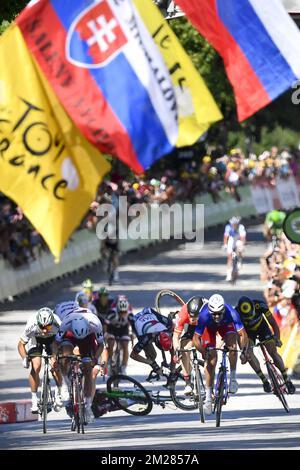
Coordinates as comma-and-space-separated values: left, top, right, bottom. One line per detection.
134, 0, 223, 147
0, 24, 111, 260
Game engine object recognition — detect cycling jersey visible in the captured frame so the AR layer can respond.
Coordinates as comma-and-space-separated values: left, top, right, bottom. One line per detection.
132, 308, 173, 353
174, 299, 208, 335
224, 223, 246, 239
55, 308, 104, 345
195, 303, 244, 336
55, 301, 77, 321
92, 295, 114, 324
20, 313, 61, 343
236, 299, 272, 332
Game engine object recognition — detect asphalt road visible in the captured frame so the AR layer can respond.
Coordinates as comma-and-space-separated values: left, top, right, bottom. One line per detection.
0, 223, 300, 450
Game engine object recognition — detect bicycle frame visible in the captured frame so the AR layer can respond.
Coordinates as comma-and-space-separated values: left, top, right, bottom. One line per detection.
38, 349, 55, 434
59, 354, 86, 433
255, 341, 290, 412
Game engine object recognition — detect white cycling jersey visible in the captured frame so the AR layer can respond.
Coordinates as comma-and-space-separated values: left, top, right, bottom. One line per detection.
55, 308, 104, 345
134, 309, 168, 337
55, 301, 78, 320
55, 300, 97, 319
20, 313, 61, 344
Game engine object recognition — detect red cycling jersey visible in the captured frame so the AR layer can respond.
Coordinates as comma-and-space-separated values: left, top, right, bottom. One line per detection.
174, 304, 194, 335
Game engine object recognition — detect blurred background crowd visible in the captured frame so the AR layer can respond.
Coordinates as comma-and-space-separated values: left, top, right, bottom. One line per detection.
1, 145, 300, 269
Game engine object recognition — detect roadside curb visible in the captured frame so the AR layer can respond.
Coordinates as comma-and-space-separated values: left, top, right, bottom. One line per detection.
0, 400, 38, 424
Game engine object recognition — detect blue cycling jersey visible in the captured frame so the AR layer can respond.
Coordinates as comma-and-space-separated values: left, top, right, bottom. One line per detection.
195, 303, 244, 336
224, 223, 246, 238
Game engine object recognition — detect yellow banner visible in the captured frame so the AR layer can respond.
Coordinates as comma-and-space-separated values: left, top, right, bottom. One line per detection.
279, 324, 300, 369
134, 0, 223, 147
0, 25, 111, 259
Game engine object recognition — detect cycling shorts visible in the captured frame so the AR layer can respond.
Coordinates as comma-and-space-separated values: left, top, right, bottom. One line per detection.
201, 323, 237, 348
61, 332, 98, 357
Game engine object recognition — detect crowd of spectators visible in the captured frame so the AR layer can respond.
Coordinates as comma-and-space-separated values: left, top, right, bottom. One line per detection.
1, 145, 300, 268
261, 233, 300, 330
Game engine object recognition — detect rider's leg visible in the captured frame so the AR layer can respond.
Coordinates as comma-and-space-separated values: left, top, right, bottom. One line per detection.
180, 338, 193, 381
226, 239, 233, 280
121, 339, 129, 371
246, 338, 271, 392
224, 332, 239, 393
204, 348, 217, 414
106, 336, 116, 371
29, 356, 42, 407
59, 344, 73, 401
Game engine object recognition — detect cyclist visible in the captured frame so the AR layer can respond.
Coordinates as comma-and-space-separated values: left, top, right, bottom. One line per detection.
105, 296, 134, 374
264, 209, 286, 242
223, 216, 246, 281
235, 296, 296, 394
173, 296, 208, 394
75, 291, 97, 316
55, 308, 104, 423
17, 307, 62, 413
92, 286, 115, 326
130, 307, 173, 375
100, 237, 120, 282
81, 278, 94, 302
193, 294, 249, 415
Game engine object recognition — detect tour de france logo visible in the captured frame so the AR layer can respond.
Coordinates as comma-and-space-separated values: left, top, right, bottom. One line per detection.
66, 0, 128, 69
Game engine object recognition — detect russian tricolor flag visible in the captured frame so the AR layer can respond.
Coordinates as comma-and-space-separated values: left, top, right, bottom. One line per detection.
17, 0, 179, 173
176, 0, 300, 121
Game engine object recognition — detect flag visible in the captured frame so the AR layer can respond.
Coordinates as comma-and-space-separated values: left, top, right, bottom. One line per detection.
134, 0, 223, 147
16, 0, 180, 173
175, 0, 300, 121
0, 24, 111, 259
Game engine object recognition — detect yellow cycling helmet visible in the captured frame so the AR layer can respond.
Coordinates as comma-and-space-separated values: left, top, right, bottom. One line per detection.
203, 156, 211, 164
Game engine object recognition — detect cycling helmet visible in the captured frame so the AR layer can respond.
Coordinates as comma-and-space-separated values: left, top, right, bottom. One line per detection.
117, 298, 129, 312
229, 216, 241, 225
71, 316, 89, 339
82, 278, 93, 290
187, 296, 205, 318
98, 287, 108, 297
155, 332, 172, 351
236, 296, 254, 317
36, 307, 54, 327
208, 294, 225, 323
75, 292, 89, 307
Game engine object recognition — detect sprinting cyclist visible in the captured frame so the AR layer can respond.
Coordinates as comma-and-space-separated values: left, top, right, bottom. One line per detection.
55, 308, 104, 423
105, 296, 134, 374
236, 296, 295, 394
17, 307, 62, 413
130, 307, 173, 375
173, 296, 208, 394
75, 291, 97, 316
193, 294, 249, 415
92, 286, 115, 326
223, 216, 246, 281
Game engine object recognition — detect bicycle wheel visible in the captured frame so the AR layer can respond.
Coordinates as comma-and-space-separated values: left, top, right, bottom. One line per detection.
266, 362, 290, 413
155, 289, 185, 317
170, 366, 197, 411
195, 366, 205, 423
73, 376, 85, 433
231, 252, 238, 284
41, 367, 49, 434
214, 371, 225, 428
107, 374, 153, 416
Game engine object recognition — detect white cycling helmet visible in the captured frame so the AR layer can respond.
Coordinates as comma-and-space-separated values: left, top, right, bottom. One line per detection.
71, 316, 89, 339
36, 307, 54, 327
117, 298, 129, 312
208, 294, 225, 323
229, 216, 241, 225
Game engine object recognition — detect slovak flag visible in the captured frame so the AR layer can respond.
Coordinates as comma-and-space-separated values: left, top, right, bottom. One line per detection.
17, 0, 179, 173
176, 0, 300, 121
